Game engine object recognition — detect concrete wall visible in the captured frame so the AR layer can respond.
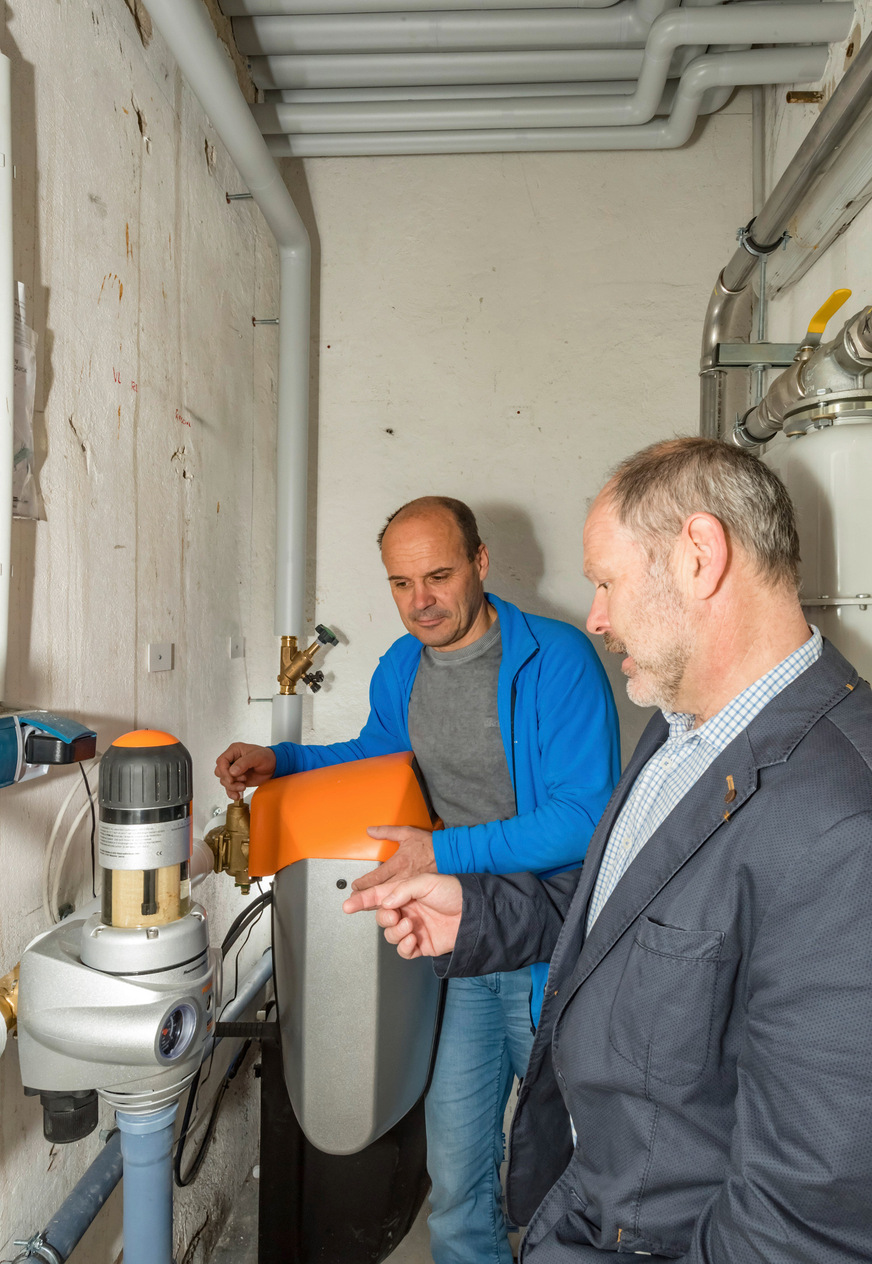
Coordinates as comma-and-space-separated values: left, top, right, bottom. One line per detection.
285, 100, 753, 764
0, 3, 279, 1261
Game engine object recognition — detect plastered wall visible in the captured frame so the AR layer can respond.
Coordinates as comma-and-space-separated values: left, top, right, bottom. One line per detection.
285, 104, 753, 763
0, 3, 279, 1261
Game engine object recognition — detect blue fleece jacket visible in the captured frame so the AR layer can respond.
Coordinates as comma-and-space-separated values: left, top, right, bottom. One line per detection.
271, 593, 620, 1018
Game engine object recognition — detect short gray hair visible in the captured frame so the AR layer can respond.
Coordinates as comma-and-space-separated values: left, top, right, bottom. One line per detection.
605, 438, 800, 591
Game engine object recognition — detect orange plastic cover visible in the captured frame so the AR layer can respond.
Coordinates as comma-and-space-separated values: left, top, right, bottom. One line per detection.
249, 751, 433, 879
113, 729, 180, 748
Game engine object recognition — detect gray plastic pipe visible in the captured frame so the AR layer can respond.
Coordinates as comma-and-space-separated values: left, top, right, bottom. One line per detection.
143, 0, 311, 743
234, 0, 832, 57
254, 47, 678, 89
264, 45, 828, 155
234, 0, 681, 56
250, 3, 842, 135
225, 0, 625, 11
248, 0, 849, 93
116, 1105, 178, 1264
0, 54, 13, 705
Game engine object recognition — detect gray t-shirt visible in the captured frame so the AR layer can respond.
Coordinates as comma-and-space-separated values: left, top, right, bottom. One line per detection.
408, 617, 516, 828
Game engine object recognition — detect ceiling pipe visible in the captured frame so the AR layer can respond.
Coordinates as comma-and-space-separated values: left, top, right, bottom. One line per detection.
233, 0, 823, 57
0, 55, 11, 706
248, 3, 844, 133
234, 0, 681, 56
263, 45, 827, 154
252, 47, 708, 89
700, 30, 872, 440
142, 0, 311, 744
223, 0, 625, 13
256, 79, 733, 112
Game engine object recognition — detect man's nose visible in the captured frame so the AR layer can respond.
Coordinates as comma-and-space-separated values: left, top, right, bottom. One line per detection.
412, 584, 436, 609
586, 590, 609, 637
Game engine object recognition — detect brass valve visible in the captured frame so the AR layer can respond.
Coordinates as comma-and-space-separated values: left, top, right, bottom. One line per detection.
277, 623, 338, 696
205, 801, 252, 894
0, 963, 19, 1036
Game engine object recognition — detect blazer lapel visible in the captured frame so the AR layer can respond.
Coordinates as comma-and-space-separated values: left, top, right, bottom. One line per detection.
561, 730, 759, 1002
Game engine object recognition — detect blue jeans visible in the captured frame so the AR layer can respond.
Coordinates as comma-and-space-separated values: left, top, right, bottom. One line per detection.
426, 969, 535, 1264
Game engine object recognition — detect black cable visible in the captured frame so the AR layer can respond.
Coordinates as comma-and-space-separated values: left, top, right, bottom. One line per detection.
221, 887, 272, 956
80, 763, 97, 898
174, 895, 273, 1187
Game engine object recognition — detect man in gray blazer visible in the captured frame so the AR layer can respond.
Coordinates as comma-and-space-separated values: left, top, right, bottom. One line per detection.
345, 437, 872, 1263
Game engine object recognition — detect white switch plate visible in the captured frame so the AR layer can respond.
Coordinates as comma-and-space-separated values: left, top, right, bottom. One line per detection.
229, 637, 245, 659
147, 642, 174, 672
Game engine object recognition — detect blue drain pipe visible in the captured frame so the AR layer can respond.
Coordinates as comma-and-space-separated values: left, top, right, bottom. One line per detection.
116, 1105, 179, 1264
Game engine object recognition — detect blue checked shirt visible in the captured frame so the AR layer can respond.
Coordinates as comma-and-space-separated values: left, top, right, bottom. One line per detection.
586, 627, 823, 932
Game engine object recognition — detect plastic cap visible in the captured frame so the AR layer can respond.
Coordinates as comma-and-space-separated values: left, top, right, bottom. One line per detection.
113, 730, 180, 748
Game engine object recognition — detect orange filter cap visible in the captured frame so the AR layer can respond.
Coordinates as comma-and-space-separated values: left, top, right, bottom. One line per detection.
112, 729, 181, 748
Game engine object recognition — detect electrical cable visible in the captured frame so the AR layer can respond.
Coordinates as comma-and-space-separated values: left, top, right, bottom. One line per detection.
41, 754, 101, 924
79, 763, 97, 898
174, 895, 272, 1187
49, 801, 92, 924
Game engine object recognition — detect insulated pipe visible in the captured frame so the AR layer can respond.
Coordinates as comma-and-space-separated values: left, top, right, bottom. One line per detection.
225, 0, 624, 12
116, 1106, 178, 1264
237, 2, 847, 57
143, 0, 311, 743
234, 0, 679, 55
254, 48, 681, 88
700, 29, 872, 438
0, 55, 13, 705
263, 45, 828, 154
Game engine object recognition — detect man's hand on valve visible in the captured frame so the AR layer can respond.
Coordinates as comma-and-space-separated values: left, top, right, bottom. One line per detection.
343, 873, 463, 959
351, 825, 438, 892
214, 742, 277, 800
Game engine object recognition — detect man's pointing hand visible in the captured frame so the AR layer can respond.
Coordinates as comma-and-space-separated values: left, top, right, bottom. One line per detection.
343, 874, 463, 959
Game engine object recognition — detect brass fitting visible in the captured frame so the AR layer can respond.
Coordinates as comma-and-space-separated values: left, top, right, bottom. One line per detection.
277, 624, 338, 696
0, 963, 19, 1036
205, 802, 252, 894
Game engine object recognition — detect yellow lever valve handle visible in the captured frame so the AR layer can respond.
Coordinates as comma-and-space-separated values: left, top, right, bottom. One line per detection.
806, 288, 852, 339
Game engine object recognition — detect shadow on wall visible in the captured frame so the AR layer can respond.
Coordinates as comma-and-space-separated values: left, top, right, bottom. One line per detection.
479, 500, 654, 764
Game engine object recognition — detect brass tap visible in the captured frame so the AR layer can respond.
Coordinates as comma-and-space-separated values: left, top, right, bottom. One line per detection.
205, 801, 252, 894
277, 624, 338, 696
0, 963, 19, 1036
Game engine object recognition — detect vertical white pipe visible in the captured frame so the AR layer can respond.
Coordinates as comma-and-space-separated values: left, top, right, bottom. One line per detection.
0, 56, 13, 705
141, 0, 311, 744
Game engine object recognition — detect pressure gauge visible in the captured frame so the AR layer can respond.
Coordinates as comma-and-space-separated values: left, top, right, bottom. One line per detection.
157, 1002, 198, 1062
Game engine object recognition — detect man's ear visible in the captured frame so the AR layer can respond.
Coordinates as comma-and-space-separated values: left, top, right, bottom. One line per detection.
680, 513, 728, 599
477, 543, 490, 582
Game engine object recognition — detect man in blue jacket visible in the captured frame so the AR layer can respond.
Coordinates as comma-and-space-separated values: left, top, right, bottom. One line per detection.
216, 496, 620, 1264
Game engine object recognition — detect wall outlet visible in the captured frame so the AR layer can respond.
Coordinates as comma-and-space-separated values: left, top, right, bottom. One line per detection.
229, 637, 245, 659
147, 643, 174, 672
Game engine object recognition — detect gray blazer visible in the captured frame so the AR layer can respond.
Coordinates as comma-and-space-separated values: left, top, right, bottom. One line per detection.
442, 638, 872, 1261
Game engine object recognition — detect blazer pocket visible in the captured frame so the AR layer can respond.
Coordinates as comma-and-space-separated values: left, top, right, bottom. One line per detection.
609, 917, 724, 1087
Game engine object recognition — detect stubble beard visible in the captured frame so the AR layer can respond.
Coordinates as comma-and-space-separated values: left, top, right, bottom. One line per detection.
607, 567, 692, 712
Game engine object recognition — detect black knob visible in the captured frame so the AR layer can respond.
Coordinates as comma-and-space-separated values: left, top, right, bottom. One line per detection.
316, 624, 338, 646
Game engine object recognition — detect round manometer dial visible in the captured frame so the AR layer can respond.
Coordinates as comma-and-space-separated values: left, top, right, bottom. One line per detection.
157, 1002, 198, 1061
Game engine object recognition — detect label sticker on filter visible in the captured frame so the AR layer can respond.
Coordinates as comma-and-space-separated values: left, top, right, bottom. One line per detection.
99, 816, 192, 870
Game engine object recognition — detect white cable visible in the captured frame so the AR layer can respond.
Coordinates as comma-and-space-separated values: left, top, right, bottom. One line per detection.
42, 754, 101, 924
48, 800, 92, 925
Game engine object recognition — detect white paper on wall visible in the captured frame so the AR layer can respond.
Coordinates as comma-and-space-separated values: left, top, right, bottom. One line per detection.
13, 281, 41, 520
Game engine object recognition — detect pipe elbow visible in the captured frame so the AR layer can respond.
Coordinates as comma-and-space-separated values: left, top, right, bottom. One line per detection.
646, 7, 687, 60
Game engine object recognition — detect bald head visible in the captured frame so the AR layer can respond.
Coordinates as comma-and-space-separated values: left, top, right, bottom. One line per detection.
378, 496, 482, 561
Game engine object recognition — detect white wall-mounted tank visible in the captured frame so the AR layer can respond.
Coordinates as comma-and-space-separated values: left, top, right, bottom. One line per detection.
765, 424, 872, 679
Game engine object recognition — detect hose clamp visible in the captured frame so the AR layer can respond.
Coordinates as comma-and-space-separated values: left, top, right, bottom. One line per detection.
736, 218, 790, 258
11, 1234, 63, 1264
